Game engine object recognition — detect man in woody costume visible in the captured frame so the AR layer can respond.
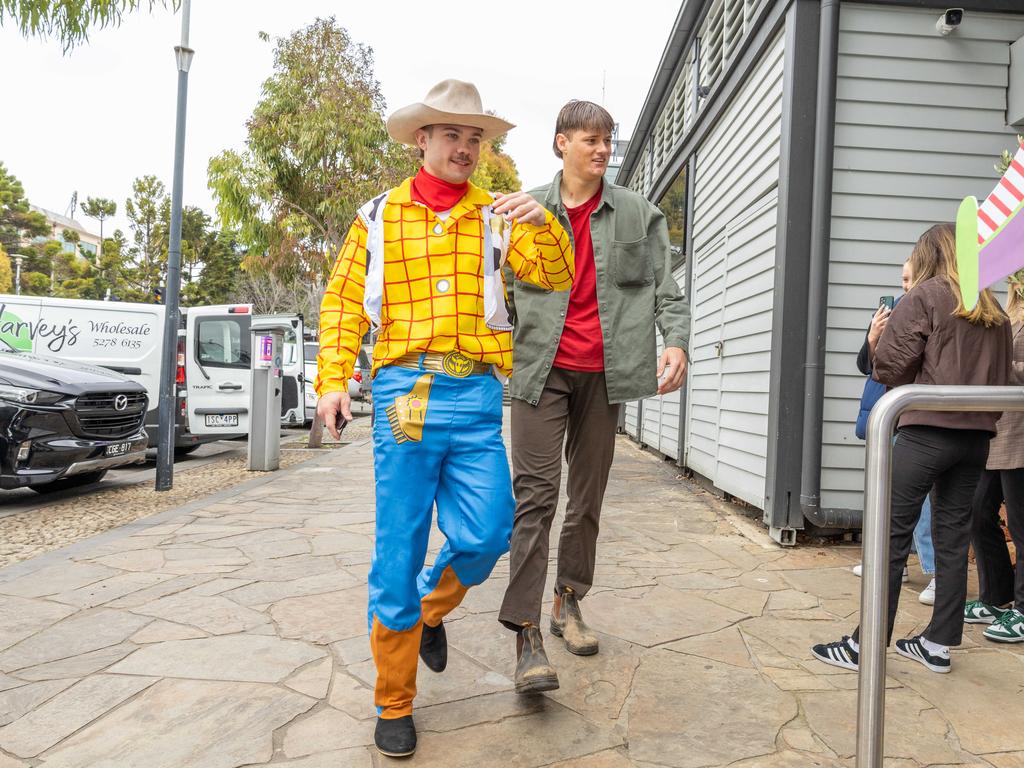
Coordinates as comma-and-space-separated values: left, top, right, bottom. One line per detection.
316, 79, 574, 758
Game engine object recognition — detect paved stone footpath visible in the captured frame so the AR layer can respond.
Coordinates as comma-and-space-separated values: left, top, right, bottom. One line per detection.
0, 431, 1021, 767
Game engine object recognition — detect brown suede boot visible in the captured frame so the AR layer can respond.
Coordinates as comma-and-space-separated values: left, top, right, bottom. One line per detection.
514, 624, 559, 694
550, 586, 599, 656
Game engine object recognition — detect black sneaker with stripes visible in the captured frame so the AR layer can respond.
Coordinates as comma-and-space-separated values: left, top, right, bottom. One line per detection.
810, 636, 859, 670
895, 636, 950, 673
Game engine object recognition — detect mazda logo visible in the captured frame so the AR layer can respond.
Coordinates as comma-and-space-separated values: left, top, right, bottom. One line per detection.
113, 394, 129, 412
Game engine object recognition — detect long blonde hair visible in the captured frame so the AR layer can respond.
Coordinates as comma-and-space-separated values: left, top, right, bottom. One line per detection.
1007, 268, 1024, 325
907, 223, 1006, 328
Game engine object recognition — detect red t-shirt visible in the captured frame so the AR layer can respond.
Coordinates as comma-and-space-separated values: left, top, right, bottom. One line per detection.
554, 188, 605, 371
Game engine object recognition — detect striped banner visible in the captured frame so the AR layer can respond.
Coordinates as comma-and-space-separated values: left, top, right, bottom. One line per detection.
977, 140, 1024, 245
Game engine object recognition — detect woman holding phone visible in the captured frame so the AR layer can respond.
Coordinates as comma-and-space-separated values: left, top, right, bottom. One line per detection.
852, 260, 938, 605
813, 223, 1012, 674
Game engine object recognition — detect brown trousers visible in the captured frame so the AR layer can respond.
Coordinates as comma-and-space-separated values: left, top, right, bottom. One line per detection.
499, 368, 621, 630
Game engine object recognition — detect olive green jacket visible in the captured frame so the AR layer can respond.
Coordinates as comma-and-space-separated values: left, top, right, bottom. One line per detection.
507, 172, 691, 406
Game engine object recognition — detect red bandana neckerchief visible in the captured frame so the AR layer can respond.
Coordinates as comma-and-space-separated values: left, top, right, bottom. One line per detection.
411, 167, 468, 213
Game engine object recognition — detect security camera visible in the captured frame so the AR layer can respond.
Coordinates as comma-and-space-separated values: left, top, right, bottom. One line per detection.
935, 8, 964, 36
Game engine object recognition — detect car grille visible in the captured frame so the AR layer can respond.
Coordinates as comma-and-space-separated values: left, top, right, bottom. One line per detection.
73, 391, 148, 439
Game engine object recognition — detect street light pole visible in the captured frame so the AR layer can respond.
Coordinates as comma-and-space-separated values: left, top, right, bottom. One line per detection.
155, 0, 194, 491
12, 255, 23, 295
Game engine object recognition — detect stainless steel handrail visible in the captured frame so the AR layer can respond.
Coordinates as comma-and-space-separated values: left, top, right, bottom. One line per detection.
857, 384, 1024, 766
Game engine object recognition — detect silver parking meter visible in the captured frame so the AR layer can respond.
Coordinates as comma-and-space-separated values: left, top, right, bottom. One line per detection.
248, 318, 291, 471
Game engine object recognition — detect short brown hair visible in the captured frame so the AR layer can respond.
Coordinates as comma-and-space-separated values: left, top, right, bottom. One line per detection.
553, 100, 615, 159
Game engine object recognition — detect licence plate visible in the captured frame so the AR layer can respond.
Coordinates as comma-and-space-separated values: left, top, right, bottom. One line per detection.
106, 441, 132, 457
205, 414, 239, 427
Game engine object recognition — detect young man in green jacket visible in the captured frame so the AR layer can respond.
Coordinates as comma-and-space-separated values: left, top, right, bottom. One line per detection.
499, 100, 691, 691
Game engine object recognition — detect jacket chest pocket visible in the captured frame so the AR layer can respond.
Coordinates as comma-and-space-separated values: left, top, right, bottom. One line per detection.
611, 238, 654, 287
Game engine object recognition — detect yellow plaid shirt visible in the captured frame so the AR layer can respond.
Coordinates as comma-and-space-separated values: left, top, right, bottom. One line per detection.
315, 178, 574, 395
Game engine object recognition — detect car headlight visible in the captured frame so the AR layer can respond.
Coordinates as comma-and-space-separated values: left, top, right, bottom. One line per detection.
0, 386, 64, 405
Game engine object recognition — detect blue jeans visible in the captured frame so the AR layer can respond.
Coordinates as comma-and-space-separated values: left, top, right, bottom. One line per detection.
913, 494, 935, 575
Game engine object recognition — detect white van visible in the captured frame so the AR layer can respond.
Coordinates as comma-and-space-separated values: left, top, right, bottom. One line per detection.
183, 306, 304, 436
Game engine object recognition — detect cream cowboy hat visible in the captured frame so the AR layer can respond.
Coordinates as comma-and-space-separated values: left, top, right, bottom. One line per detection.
386, 79, 515, 147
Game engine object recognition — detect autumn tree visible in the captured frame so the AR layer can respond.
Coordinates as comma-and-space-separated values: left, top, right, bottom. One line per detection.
209, 17, 416, 291
470, 128, 521, 194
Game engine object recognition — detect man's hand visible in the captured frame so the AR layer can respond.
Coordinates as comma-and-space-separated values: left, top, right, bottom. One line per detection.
492, 191, 547, 227
317, 390, 353, 440
657, 346, 688, 395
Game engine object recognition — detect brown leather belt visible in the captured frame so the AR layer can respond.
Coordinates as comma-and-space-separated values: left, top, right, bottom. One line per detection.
391, 351, 491, 378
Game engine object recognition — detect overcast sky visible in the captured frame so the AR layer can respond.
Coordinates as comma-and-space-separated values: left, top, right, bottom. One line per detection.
0, 1, 678, 237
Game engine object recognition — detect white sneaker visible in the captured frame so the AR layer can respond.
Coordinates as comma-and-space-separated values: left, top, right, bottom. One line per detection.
919, 578, 936, 605
853, 563, 909, 582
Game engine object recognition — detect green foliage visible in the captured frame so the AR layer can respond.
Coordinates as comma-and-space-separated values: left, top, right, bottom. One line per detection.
208, 17, 416, 288
658, 169, 687, 267
0, 161, 48, 256
22, 271, 49, 294
996, 136, 1023, 176
81, 196, 116, 223
0, 247, 12, 293
123, 174, 168, 294
0, 163, 243, 304
0, 0, 179, 51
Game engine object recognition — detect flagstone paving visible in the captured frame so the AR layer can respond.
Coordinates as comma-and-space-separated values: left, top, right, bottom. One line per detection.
0, 428, 1020, 767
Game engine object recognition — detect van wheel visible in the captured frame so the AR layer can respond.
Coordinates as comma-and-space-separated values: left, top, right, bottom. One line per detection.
174, 445, 201, 456
30, 470, 108, 494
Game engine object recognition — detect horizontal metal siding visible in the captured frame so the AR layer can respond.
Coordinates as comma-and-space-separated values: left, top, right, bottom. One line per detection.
624, 401, 640, 440
683, 29, 784, 509
636, 261, 688, 460
822, 3, 1024, 512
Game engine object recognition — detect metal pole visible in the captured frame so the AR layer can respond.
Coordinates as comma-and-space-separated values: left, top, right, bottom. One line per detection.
857, 384, 1024, 766
12, 256, 22, 295
155, 0, 194, 491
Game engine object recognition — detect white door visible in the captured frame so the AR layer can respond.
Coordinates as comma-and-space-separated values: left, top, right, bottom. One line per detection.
186, 305, 253, 435
684, 235, 726, 479
279, 316, 304, 425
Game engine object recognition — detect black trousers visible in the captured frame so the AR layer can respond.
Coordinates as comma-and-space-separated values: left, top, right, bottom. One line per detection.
970, 468, 1024, 608
854, 425, 990, 647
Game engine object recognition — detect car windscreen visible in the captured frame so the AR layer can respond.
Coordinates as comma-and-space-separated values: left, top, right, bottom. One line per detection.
196, 317, 251, 369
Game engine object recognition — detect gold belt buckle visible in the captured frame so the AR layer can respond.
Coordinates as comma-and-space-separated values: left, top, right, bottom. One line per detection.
441, 351, 474, 378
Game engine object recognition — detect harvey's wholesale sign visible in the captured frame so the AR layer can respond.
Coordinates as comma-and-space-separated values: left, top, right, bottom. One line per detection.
0, 300, 159, 356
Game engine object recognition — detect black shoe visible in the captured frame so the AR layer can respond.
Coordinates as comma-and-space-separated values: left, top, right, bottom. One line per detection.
419, 621, 447, 673
895, 636, 951, 674
810, 636, 859, 671
514, 624, 559, 694
374, 715, 417, 757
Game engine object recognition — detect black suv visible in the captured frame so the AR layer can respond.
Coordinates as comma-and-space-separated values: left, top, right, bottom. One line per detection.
0, 350, 148, 492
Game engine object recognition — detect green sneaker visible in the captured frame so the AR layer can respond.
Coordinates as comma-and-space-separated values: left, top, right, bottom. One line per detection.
964, 599, 1009, 625
983, 608, 1024, 643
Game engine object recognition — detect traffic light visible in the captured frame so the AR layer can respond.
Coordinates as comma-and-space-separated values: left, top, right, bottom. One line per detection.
154, 285, 165, 304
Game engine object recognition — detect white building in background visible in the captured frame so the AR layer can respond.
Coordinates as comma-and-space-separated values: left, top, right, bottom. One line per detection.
618, 0, 1024, 544
30, 205, 101, 260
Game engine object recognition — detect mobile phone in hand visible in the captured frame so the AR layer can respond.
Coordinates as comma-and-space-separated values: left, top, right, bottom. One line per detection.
879, 295, 895, 311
